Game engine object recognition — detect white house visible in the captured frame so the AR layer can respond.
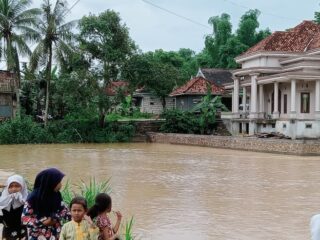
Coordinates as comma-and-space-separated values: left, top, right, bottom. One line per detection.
222, 21, 320, 139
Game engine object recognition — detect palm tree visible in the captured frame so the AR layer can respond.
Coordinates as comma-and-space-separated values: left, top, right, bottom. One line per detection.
30, 0, 76, 126
0, 0, 40, 116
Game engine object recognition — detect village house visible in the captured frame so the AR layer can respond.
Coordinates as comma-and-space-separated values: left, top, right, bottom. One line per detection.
133, 89, 175, 114
0, 71, 18, 120
106, 81, 175, 114
222, 21, 320, 139
170, 69, 233, 111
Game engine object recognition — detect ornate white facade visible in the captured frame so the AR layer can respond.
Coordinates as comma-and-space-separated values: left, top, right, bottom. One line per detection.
222, 21, 320, 139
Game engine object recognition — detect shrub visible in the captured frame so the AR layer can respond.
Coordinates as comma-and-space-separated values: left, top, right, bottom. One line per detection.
0, 116, 52, 144
160, 109, 198, 134
0, 116, 136, 144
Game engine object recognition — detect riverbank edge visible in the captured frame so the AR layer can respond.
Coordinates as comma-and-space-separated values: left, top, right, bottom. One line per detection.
146, 132, 320, 156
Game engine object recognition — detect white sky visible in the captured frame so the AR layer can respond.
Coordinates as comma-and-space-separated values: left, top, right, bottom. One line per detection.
31, 0, 320, 53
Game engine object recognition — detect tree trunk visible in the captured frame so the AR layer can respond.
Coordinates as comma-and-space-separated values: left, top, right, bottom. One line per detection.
44, 44, 53, 127
14, 50, 21, 118
161, 96, 166, 110
99, 110, 105, 128
6, 37, 21, 118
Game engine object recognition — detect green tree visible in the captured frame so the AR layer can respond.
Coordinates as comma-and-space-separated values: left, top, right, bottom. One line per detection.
204, 13, 232, 67
315, 9, 320, 24
123, 52, 179, 110
147, 61, 178, 109
79, 10, 136, 127
0, 0, 40, 116
203, 9, 271, 69
30, 0, 76, 126
236, 9, 261, 47
191, 85, 228, 134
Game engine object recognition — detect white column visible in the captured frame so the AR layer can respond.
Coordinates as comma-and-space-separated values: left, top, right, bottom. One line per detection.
250, 75, 258, 118
232, 89, 234, 113
290, 79, 296, 118
316, 80, 320, 119
259, 84, 264, 117
273, 82, 279, 119
242, 87, 247, 113
234, 78, 240, 117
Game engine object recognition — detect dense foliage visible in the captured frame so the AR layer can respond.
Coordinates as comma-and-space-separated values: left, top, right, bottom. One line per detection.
203, 9, 271, 68
0, 116, 135, 144
160, 95, 229, 135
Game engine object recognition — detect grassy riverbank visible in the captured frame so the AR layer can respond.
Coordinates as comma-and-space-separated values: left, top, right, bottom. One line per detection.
0, 116, 136, 144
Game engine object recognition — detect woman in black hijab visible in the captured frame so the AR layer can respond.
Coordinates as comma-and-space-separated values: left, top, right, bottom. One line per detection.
22, 168, 71, 240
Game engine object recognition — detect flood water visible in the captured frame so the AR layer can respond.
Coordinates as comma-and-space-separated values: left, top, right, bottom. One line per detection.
1, 143, 320, 239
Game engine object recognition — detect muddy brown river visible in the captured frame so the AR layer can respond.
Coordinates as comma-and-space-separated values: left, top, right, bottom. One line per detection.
0, 143, 320, 240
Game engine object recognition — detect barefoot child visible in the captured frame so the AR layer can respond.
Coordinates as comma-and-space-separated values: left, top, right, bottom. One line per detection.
0, 174, 28, 240
60, 196, 97, 240
22, 168, 71, 240
87, 193, 122, 240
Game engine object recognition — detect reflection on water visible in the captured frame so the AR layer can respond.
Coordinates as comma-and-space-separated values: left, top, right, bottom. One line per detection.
0, 143, 319, 240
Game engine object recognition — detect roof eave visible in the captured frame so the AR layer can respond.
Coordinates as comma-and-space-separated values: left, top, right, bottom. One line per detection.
235, 51, 303, 63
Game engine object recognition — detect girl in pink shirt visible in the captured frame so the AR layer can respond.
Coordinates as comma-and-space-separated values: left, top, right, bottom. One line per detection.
87, 193, 122, 240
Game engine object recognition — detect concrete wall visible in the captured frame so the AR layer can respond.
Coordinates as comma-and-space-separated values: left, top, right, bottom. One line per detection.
148, 132, 320, 155
140, 95, 175, 114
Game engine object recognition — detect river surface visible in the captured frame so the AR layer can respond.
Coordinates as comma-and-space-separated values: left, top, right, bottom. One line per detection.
0, 143, 320, 240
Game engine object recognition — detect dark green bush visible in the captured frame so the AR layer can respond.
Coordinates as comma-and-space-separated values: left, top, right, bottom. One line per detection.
0, 116, 52, 144
160, 109, 199, 134
0, 116, 136, 144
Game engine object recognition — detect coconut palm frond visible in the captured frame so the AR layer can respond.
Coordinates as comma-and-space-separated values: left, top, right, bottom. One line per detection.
12, 34, 31, 56
29, 41, 45, 71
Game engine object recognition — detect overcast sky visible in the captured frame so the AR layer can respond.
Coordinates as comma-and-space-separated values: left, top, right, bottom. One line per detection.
32, 0, 320, 53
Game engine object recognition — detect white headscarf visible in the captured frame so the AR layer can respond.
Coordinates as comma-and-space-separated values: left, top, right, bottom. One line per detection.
0, 174, 28, 215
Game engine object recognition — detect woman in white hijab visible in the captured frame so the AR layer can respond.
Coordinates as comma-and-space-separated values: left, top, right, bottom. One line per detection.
0, 174, 28, 240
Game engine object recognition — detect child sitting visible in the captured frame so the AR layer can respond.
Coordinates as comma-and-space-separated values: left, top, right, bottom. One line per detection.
60, 196, 97, 240
0, 174, 28, 240
87, 193, 122, 240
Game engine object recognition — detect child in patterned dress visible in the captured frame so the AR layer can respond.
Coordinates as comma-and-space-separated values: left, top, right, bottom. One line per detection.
87, 193, 122, 240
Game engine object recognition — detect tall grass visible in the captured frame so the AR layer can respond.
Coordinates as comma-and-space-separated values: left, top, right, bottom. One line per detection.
124, 217, 134, 240
78, 178, 112, 208
61, 178, 111, 208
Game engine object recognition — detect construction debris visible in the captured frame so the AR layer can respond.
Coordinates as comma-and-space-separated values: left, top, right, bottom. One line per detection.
256, 132, 291, 139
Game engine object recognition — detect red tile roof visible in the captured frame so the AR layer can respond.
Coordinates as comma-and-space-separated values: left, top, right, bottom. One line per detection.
105, 81, 129, 96
170, 77, 225, 96
241, 21, 320, 56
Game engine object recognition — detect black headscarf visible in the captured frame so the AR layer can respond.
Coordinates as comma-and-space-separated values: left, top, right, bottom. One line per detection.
27, 168, 65, 218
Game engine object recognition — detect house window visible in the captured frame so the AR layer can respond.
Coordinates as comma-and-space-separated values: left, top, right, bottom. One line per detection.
283, 94, 287, 114
150, 102, 154, 105
271, 123, 276, 128
301, 92, 310, 113
263, 124, 267, 128
306, 123, 312, 129
283, 123, 286, 129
